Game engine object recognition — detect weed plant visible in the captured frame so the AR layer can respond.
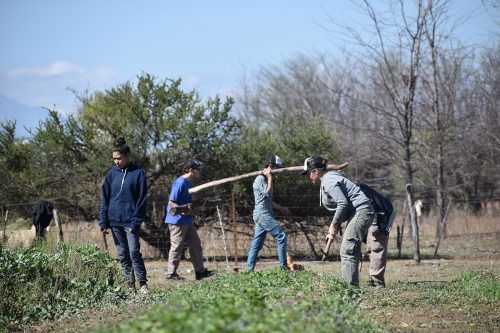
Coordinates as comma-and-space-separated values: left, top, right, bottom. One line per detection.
101, 268, 381, 333
0, 242, 125, 331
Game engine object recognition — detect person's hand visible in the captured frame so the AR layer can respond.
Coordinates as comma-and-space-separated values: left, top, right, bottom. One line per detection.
281, 206, 291, 216
180, 204, 192, 216
263, 166, 272, 178
129, 224, 140, 234
327, 223, 339, 240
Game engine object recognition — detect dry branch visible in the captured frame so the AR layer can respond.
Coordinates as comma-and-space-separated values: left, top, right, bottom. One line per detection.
189, 162, 349, 194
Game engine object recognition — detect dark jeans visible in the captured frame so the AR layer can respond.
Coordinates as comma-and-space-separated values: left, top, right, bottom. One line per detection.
111, 226, 147, 284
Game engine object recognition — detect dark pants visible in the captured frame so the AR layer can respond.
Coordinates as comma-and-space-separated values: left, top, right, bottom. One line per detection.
111, 226, 147, 285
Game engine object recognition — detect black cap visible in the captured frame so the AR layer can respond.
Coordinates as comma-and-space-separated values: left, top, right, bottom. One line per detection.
183, 160, 204, 172
265, 155, 283, 168
299, 156, 328, 176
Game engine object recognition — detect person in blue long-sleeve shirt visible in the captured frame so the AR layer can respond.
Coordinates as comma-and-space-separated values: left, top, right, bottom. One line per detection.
99, 137, 149, 294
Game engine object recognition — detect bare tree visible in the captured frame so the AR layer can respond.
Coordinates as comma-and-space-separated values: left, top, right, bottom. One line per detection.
332, 0, 435, 261
416, 0, 477, 252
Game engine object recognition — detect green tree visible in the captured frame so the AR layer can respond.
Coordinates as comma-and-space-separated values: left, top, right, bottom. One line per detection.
0, 121, 35, 212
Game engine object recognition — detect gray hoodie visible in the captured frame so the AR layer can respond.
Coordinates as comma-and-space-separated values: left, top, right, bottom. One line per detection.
320, 171, 372, 226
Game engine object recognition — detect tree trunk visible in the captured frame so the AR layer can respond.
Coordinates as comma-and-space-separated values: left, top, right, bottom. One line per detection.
435, 144, 446, 241
434, 198, 452, 256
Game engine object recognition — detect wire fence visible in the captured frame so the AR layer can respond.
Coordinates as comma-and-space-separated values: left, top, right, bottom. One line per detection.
1, 193, 500, 263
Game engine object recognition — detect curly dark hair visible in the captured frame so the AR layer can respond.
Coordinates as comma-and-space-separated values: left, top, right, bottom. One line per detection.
113, 137, 131, 155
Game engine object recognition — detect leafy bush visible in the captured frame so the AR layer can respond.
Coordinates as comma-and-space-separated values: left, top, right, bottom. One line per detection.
0, 243, 125, 330
102, 268, 379, 333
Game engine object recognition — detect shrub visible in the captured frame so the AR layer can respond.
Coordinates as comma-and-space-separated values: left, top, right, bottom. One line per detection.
0, 243, 124, 330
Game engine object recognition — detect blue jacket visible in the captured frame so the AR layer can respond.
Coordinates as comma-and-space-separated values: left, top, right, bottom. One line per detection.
99, 163, 148, 230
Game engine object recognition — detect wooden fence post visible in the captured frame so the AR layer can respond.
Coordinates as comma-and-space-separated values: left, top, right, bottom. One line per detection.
231, 191, 239, 273
397, 200, 407, 258
52, 209, 64, 244
2, 208, 8, 242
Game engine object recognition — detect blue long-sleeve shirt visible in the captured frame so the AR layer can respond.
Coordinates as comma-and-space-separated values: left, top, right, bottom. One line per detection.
99, 163, 148, 230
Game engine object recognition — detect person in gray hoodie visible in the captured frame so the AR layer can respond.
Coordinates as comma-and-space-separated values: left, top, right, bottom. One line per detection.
300, 156, 375, 286
99, 137, 148, 294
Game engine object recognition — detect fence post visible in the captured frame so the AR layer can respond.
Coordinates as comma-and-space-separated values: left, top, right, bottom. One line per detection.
2, 208, 8, 242
398, 200, 407, 258
231, 191, 239, 273
52, 209, 64, 244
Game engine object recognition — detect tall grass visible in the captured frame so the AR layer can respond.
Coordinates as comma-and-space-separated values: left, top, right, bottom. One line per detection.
0, 243, 125, 331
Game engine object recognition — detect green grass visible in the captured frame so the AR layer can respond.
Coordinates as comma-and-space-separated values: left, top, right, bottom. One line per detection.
99, 269, 381, 333
0, 243, 126, 331
364, 270, 500, 331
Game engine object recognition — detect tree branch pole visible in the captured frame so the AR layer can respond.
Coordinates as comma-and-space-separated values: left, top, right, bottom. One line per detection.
189, 162, 349, 194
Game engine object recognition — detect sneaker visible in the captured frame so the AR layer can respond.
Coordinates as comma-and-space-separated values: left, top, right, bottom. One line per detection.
139, 284, 149, 294
367, 279, 385, 288
195, 269, 213, 280
165, 272, 184, 281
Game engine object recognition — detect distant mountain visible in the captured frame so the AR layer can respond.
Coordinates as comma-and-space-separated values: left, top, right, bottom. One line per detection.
0, 93, 49, 138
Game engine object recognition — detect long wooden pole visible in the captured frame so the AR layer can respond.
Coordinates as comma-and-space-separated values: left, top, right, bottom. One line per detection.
189, 162, 348, 194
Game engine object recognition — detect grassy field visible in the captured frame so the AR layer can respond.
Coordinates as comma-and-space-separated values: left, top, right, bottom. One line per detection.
17, 229, 498, 333
3, 210, 499, 332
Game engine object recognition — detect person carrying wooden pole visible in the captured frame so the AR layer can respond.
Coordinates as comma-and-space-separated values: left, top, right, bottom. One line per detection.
246, 155, 291, 271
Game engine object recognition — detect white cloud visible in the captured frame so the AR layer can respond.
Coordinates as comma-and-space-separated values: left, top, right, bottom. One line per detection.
0, 61, 121, 114
8, 61, 84, 78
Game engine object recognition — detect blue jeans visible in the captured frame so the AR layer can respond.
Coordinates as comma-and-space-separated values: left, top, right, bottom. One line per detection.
246, 215, 287, 271
111, 226, 147, 285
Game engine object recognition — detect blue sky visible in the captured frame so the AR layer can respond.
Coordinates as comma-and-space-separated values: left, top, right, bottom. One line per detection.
0, 0, 497, 134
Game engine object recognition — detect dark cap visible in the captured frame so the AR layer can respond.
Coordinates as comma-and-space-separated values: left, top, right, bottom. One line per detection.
265, 155, 283, 168
183, 160, 204, 172
299, 156, 328, 175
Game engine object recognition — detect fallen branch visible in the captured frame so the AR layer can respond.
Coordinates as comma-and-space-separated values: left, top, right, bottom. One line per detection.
189, 162, 349, 194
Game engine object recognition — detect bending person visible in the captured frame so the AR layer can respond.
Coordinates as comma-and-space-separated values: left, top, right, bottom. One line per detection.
300, 156, 375, 286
